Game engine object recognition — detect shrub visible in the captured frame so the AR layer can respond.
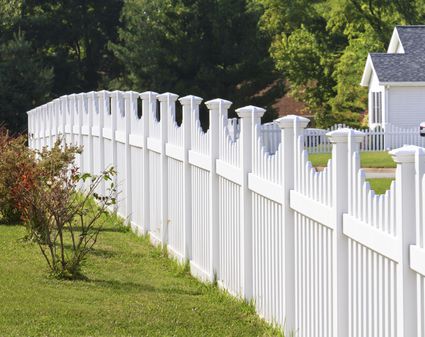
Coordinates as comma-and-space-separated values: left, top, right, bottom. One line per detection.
0, 128, 35, 223
11, 140, 116, 279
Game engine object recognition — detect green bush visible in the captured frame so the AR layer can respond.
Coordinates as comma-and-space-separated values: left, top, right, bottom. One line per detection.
3, 138, 116, 279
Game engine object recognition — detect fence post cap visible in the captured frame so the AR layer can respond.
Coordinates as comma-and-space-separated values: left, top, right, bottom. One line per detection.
205, 98, 232, 110
110, 90, 125, 97
326, 128, 364, 143
390, 145, 425, 163
76, 92, 88, 100
235, 105, 266, 119
96, 90, 111, 97
179, 95, 203, 105
139, 91, 158, 99
156, 92, 179, 102
87, 91, 98, 99
274, 115, 309, 129
123, 91, 140, 99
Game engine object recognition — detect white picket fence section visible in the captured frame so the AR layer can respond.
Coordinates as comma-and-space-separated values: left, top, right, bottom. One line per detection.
27, 90, 425, 337
251, 121, 425, 154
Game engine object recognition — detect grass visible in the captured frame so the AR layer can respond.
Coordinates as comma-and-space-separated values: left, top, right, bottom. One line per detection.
0, 215, 283, 337
309, 151, 396, 168
367, 178, 394, 195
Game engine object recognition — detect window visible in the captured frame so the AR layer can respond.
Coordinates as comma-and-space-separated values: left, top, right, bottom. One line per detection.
371, 91, 382, 124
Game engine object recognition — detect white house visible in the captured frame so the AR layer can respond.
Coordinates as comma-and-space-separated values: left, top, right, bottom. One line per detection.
361, 25, 425, 129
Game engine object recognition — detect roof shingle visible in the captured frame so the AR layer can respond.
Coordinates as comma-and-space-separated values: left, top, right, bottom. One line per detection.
370, 26, 425, 83
396, 25, 425, 54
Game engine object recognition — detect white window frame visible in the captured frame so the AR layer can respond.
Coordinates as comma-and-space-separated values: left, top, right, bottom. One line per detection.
371, 91, 382, 124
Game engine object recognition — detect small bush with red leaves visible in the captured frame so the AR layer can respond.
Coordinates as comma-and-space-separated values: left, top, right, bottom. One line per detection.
0, 128, 35, 223
6, 138, 116, 279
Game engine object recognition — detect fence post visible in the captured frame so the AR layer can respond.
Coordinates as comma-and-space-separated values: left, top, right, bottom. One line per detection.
48, 101, 54, 149
76, 95, 85, 171
57, 98, 65, 144
123, 92, 139, 225
326, 128, 359, 337
26, 109, 33, 149
96, 91, 109, 195
235, 105, 265, 300
157, 92, 179, 245
33, 108, 38, 149
179, 95, 203, 260
110, 91, 122, 212
87, 92, 96, 176
140, 91, 157, 234
205, 98, 232, 280
53, 99, 60, 145
275, 114, 309, 332
389, 145, 418, 337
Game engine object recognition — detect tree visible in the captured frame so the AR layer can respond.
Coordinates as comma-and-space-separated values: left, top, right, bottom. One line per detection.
0, 0, 124, 132
17, 0, 124, 95
258, 0, 347, 127
0, 33, 53, 133
111, 0, 282, 122
257, 0, 425, 127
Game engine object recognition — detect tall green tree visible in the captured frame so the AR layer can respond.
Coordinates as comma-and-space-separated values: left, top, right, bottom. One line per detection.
0, 0, 124, 132
258, 0, 346, 127
258, 0, 425, 127
111, 0, 283, 122
17, 0, 124, 95
0, 34, 53, 132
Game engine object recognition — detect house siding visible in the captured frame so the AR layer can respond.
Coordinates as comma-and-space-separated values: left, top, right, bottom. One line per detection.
387, 86, 425, 128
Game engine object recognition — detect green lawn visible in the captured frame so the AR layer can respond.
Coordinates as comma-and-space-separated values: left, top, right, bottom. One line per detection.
367, 178, 394, 194
0, 217, 282, 336
309, 151, 396, 168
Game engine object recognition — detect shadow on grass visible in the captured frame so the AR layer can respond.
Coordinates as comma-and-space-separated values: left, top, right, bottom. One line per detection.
0, 218, 21, 226
68, 225, 130, 234
82, 278, 204, 297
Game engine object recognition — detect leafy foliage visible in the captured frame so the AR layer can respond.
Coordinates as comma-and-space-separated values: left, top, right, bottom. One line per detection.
258, 0, 425, 127
1, 0, 425, 130
111, 0, 283, 122
0, 128, 35, 223
0, 33, 53, 132
0, 0, 123, 132
8, 140, 116, 279
17, 0, 124, 95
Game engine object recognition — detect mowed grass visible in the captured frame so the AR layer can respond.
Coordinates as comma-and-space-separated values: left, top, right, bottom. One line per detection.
367, 178, 394, 194
309, 151, 396, 168
0, 216, 282, 337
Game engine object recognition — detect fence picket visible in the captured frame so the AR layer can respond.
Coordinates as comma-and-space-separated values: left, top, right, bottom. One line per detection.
27, 92, 425, 337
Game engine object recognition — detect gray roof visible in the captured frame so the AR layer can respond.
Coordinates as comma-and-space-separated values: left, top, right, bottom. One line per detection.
396, 26, 425, 54
371, 26, 425, 83
370, 53, 425, 82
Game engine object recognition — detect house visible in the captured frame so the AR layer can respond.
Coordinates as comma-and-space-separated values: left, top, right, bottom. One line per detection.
361, 25, 425, 129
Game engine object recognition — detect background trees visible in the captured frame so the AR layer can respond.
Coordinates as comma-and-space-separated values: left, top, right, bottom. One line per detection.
0, 0, 424, 132
0, 0, 123, 132
258, 0, 425, 127
110, 0, 282, 122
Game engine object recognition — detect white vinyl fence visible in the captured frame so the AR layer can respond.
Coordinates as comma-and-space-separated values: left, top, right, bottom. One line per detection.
253, 122, 425, 154
28, 91, 425, 337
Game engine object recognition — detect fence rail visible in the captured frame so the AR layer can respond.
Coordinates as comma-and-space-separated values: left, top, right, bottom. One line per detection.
234, 121, 425, 154
28, 91, 425, 337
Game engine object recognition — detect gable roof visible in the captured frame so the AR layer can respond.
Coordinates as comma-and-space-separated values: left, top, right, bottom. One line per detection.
395, 26, 425, 54
361, 26, 425, 86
